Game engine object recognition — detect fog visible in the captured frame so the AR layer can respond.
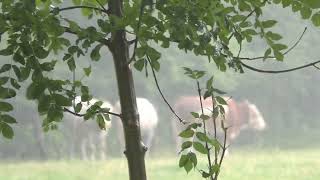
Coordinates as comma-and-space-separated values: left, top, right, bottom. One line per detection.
0, 4, 319, 163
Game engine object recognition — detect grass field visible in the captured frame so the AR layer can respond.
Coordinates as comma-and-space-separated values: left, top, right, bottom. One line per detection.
0, 148, 319, 180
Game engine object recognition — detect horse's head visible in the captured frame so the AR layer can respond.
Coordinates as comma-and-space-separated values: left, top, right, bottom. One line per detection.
244, 101, 266, 131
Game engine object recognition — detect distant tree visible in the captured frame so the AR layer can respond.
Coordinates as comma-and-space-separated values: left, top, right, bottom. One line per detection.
1, 0, 320, 180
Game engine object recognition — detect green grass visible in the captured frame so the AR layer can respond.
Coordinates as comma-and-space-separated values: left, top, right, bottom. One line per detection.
0, 148, 319, 180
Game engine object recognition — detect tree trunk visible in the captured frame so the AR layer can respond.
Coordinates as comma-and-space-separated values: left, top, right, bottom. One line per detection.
109, 1, 147, 180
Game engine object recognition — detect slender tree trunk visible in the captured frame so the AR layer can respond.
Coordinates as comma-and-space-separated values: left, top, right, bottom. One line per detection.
109, 1, 147, 180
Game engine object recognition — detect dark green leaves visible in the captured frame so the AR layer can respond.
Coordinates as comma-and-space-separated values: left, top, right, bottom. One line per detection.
0, 101, 13, 112
1, 122, 14, 139
134, 59, 146, 71
0, 114, 17, 124
179, 152, 197, 173
0, 87, 16, 99
90, 44, 103, 61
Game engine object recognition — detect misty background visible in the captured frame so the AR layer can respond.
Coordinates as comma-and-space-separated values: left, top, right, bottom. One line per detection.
0, 4, 320, 160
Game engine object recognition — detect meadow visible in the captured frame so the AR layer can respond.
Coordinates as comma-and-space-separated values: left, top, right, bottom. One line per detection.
0, 148, 319, 180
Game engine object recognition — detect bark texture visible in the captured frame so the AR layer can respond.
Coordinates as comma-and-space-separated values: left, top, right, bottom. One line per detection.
109, 1, 147, 180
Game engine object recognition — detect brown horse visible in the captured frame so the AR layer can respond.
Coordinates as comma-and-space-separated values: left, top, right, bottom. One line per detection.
172, 96, 266, 152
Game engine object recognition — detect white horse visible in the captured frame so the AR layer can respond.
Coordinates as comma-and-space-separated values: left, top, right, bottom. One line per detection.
113, 98, 159, 153
65, 96, 113, 160
172, 96, 266, 153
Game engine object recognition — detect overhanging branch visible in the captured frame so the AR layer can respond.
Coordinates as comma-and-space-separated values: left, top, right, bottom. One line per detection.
240, 59, 320, 73
63, 107, 121, 118
239, 27, 307, 61
146, 55, 186, 124
51, 5, 109, 15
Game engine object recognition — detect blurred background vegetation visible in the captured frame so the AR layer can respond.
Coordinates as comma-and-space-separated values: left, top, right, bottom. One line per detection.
0, 4, 320, 160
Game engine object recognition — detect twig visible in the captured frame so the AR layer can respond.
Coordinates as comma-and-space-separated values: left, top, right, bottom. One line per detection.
62, 26, 112, 50
240, 60, 320, 73
313, 64, 320, 70
197, 81, 214, 180
63, 107, 121, 118
146, 55, 186, 124
213, 127, 228, 180
95, 0, 109, 13
211, 96, 218, 165
127, 0, 146, 65
240, 27, 307, 61
51, 5, 109, 15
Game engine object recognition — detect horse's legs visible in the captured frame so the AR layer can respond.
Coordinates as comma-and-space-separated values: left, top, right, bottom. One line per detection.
98, 132, 107, 160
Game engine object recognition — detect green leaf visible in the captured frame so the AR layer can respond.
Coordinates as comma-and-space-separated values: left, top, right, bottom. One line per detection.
190, 112, 199, 118
96, 114, 106, 130
282, 0, 291, 8
147, 47, 161, 61
181, 141, 192, 150
312, 13, 320, 26
179, 129, 194, 138
40, 60, 57, 71
134, 59, 145, 71
13, 53, 25, 65
300, 7, 312, 19
200, 114, 210, 120
184, 160, 193, 173
196, 132, 210, 142
216, 96, 227, 105
1, 123, 14, 139
0, 77, 9, 85
83, 66, 92, 76
10, 78, 21, 89
263, 48, 272, 60
273, 50, 284, 61
53, 94, 72, 106
266, 31, 282, 41
0, 114, 17, 124
179, 154, 188, 167
193, 142, 208, 154
90, 44, 103, 61
26, 82, 46, 100
206, 76, 214, 89
272, 44, 288, 51
0, 87, 16, 99
210, 164, 220, 174
32, 44, 49, 59
209, 138, 221, 152
67, 58, 76, 71
20, 67, 31, 81
261, 20, 277, 28
75, 103, 82, 113
0, 64, 11, 73
188, 152, 197, 167
0, 101, 13, 112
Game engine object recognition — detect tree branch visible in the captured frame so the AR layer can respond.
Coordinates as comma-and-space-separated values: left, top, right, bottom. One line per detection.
95, 0, 109, 14
63, 107, 121, 118
146, 55, 186, 124
239, 27, 307, 61
62, 26, 112, 49
240, 59, 320, 73
196, 81, 214, 180
51, 5, 109, 15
